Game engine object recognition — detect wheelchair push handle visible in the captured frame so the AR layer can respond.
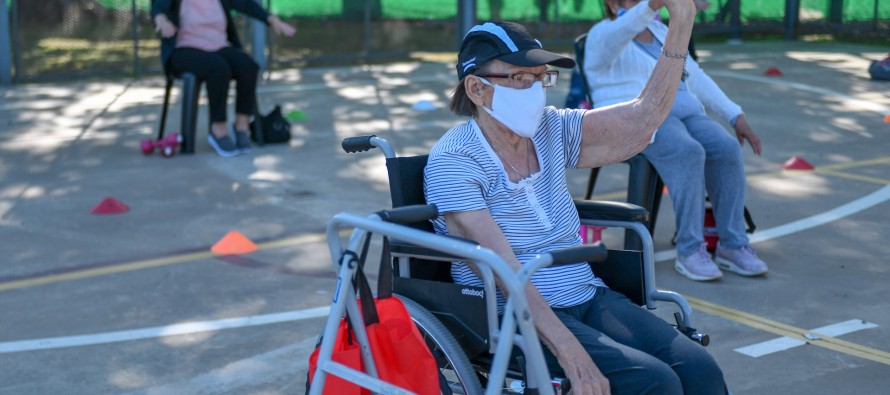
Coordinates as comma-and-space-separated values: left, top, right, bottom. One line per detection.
341, 135, 377, 153
375, 204, 438, 225
341, 135, 396, 158
549, 244, 608, 266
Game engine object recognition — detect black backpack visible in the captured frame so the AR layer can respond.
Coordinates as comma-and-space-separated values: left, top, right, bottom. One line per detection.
250, 105, 292, 144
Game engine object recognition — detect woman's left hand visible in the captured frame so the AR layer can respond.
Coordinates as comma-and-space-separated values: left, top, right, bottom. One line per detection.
268, 15, 296, 37
733, 114, 762, 155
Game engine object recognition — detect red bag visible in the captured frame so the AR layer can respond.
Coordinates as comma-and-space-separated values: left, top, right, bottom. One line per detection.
364, 296, 440, 394
308, 238, 440, 395
307, 321, 368, 395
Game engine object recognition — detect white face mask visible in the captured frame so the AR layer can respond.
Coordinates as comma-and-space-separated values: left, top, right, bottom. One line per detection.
479, 78, 545, 138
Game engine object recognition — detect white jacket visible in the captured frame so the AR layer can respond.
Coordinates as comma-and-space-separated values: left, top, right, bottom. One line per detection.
583, 1, 742, 124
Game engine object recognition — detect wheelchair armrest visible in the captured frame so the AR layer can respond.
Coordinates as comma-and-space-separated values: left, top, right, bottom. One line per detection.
390, 235, 479, 262
573, 199, 649, 223
550, 244, 607, 266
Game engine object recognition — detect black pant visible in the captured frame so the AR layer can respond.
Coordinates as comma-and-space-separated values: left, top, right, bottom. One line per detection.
169, 46, 258, 123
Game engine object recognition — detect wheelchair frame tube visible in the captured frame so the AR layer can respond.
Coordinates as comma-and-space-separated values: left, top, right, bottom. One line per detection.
371, 136, 396, 159
326, 212, 555, 395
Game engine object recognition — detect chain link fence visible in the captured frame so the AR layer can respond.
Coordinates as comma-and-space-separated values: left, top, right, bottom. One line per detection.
3, 0, 888, 82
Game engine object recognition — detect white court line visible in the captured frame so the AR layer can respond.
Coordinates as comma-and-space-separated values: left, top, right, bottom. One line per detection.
0, 306, 330, 354
8, 186, 890, 355
6, 185, 890, 354
735, 319, 879, 358
653, 184, 890, 263
708, 70, 890, 115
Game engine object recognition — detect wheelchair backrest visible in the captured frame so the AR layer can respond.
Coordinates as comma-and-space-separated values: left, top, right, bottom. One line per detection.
384, 154, 454, 283
385, 155, 431, 223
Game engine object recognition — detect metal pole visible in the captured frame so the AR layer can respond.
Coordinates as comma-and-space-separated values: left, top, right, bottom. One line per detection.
363, 0, 370, 54
874, 0, 880, 31
828, 0, 844, 24
252, 0, 267, 75
785, 0, 801, 41
728, 0, 742, 44
457, 0, 476, 47
132, 0, 140, 77
0, 0, 12, 85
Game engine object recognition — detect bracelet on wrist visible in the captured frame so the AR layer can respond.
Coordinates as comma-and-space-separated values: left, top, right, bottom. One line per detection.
661, 49, 688, 59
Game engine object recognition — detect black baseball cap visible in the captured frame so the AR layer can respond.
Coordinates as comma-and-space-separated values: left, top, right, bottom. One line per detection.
456, 21, 575, 80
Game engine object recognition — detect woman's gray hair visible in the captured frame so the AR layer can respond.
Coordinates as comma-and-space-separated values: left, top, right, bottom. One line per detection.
449, 62, 492, 117
449, 80, 478, 117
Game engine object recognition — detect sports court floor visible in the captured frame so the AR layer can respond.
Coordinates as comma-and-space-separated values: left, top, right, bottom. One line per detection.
0, 40, 888, 394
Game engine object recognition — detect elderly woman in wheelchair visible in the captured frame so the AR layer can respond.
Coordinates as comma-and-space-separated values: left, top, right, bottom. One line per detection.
423, 2, 726, 394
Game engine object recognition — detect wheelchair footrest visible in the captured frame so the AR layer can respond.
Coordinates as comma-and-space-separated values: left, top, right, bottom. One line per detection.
674, 312, 710, 346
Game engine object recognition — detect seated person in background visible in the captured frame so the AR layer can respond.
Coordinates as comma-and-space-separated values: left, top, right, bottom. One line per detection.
584, 0, 767, 281
151, 0, 295, 157
424, 1, 727, 393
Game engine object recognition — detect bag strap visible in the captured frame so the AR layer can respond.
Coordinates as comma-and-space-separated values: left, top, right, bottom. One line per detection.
376, 237, 393, 299
355, 233, 381, 327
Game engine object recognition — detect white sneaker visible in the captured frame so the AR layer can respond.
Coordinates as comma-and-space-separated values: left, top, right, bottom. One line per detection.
715, 245, 768, 276
675, 244, 723, 281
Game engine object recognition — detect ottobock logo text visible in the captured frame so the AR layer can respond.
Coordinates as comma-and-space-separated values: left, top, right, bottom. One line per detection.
461, 288, 484, 298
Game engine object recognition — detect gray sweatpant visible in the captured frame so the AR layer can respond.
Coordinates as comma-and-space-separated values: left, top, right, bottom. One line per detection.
642, 98, 750, 257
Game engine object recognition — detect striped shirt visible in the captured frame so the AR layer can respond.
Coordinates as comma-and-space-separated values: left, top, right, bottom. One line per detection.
424, 106, 604, 311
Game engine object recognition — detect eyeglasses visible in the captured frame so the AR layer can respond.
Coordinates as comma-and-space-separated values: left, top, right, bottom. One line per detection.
475, 70, 559, 89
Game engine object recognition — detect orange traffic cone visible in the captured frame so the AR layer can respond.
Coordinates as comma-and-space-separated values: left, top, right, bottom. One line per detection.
884, 114, 890, 123
90, 197, 129, 215
782, 156, 815, 170
211, 231, 258, 255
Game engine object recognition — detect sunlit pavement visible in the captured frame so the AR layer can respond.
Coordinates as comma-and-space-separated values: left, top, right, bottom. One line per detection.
1, 40, 889, 394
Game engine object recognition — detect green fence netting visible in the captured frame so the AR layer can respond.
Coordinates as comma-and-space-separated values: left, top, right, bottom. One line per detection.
93, 0, 889, 22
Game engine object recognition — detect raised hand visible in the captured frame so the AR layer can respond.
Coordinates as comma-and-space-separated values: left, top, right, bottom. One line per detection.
267, 15, 296, 37
154, 14, 177, 38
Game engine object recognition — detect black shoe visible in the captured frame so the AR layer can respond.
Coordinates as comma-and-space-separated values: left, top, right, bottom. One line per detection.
208, 133, 239, 157
234, 130, 252, 153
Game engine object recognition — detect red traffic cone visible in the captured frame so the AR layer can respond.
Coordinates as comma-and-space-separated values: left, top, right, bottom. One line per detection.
782, 156, 815, 170
763, 67, 783, 77
90, 197, 129, 215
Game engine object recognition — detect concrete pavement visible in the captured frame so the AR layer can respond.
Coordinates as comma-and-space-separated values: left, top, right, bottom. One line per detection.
1, 40, 889, 394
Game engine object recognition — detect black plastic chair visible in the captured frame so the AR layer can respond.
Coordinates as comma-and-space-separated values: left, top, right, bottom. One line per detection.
573, 33, 665, 250
157, 71, 201, 154
157, 69, 266, 153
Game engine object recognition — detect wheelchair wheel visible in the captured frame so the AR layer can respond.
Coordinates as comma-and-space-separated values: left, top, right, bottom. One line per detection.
399, 295, 484, 395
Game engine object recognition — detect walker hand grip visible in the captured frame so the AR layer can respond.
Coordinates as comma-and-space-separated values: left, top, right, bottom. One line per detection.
549, 244, 608, 266
341, 135, 377, 153
375, 204, 439, 225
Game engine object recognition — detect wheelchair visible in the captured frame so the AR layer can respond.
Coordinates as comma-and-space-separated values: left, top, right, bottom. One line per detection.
310, 135, 709, 395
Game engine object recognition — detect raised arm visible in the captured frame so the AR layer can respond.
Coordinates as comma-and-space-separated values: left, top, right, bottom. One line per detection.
445, 209, 611, 395
584, 0, 661, 73
577, 0, 695, 169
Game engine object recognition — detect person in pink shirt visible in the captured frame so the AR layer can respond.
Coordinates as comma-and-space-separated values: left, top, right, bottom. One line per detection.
151, 0, 295, 156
